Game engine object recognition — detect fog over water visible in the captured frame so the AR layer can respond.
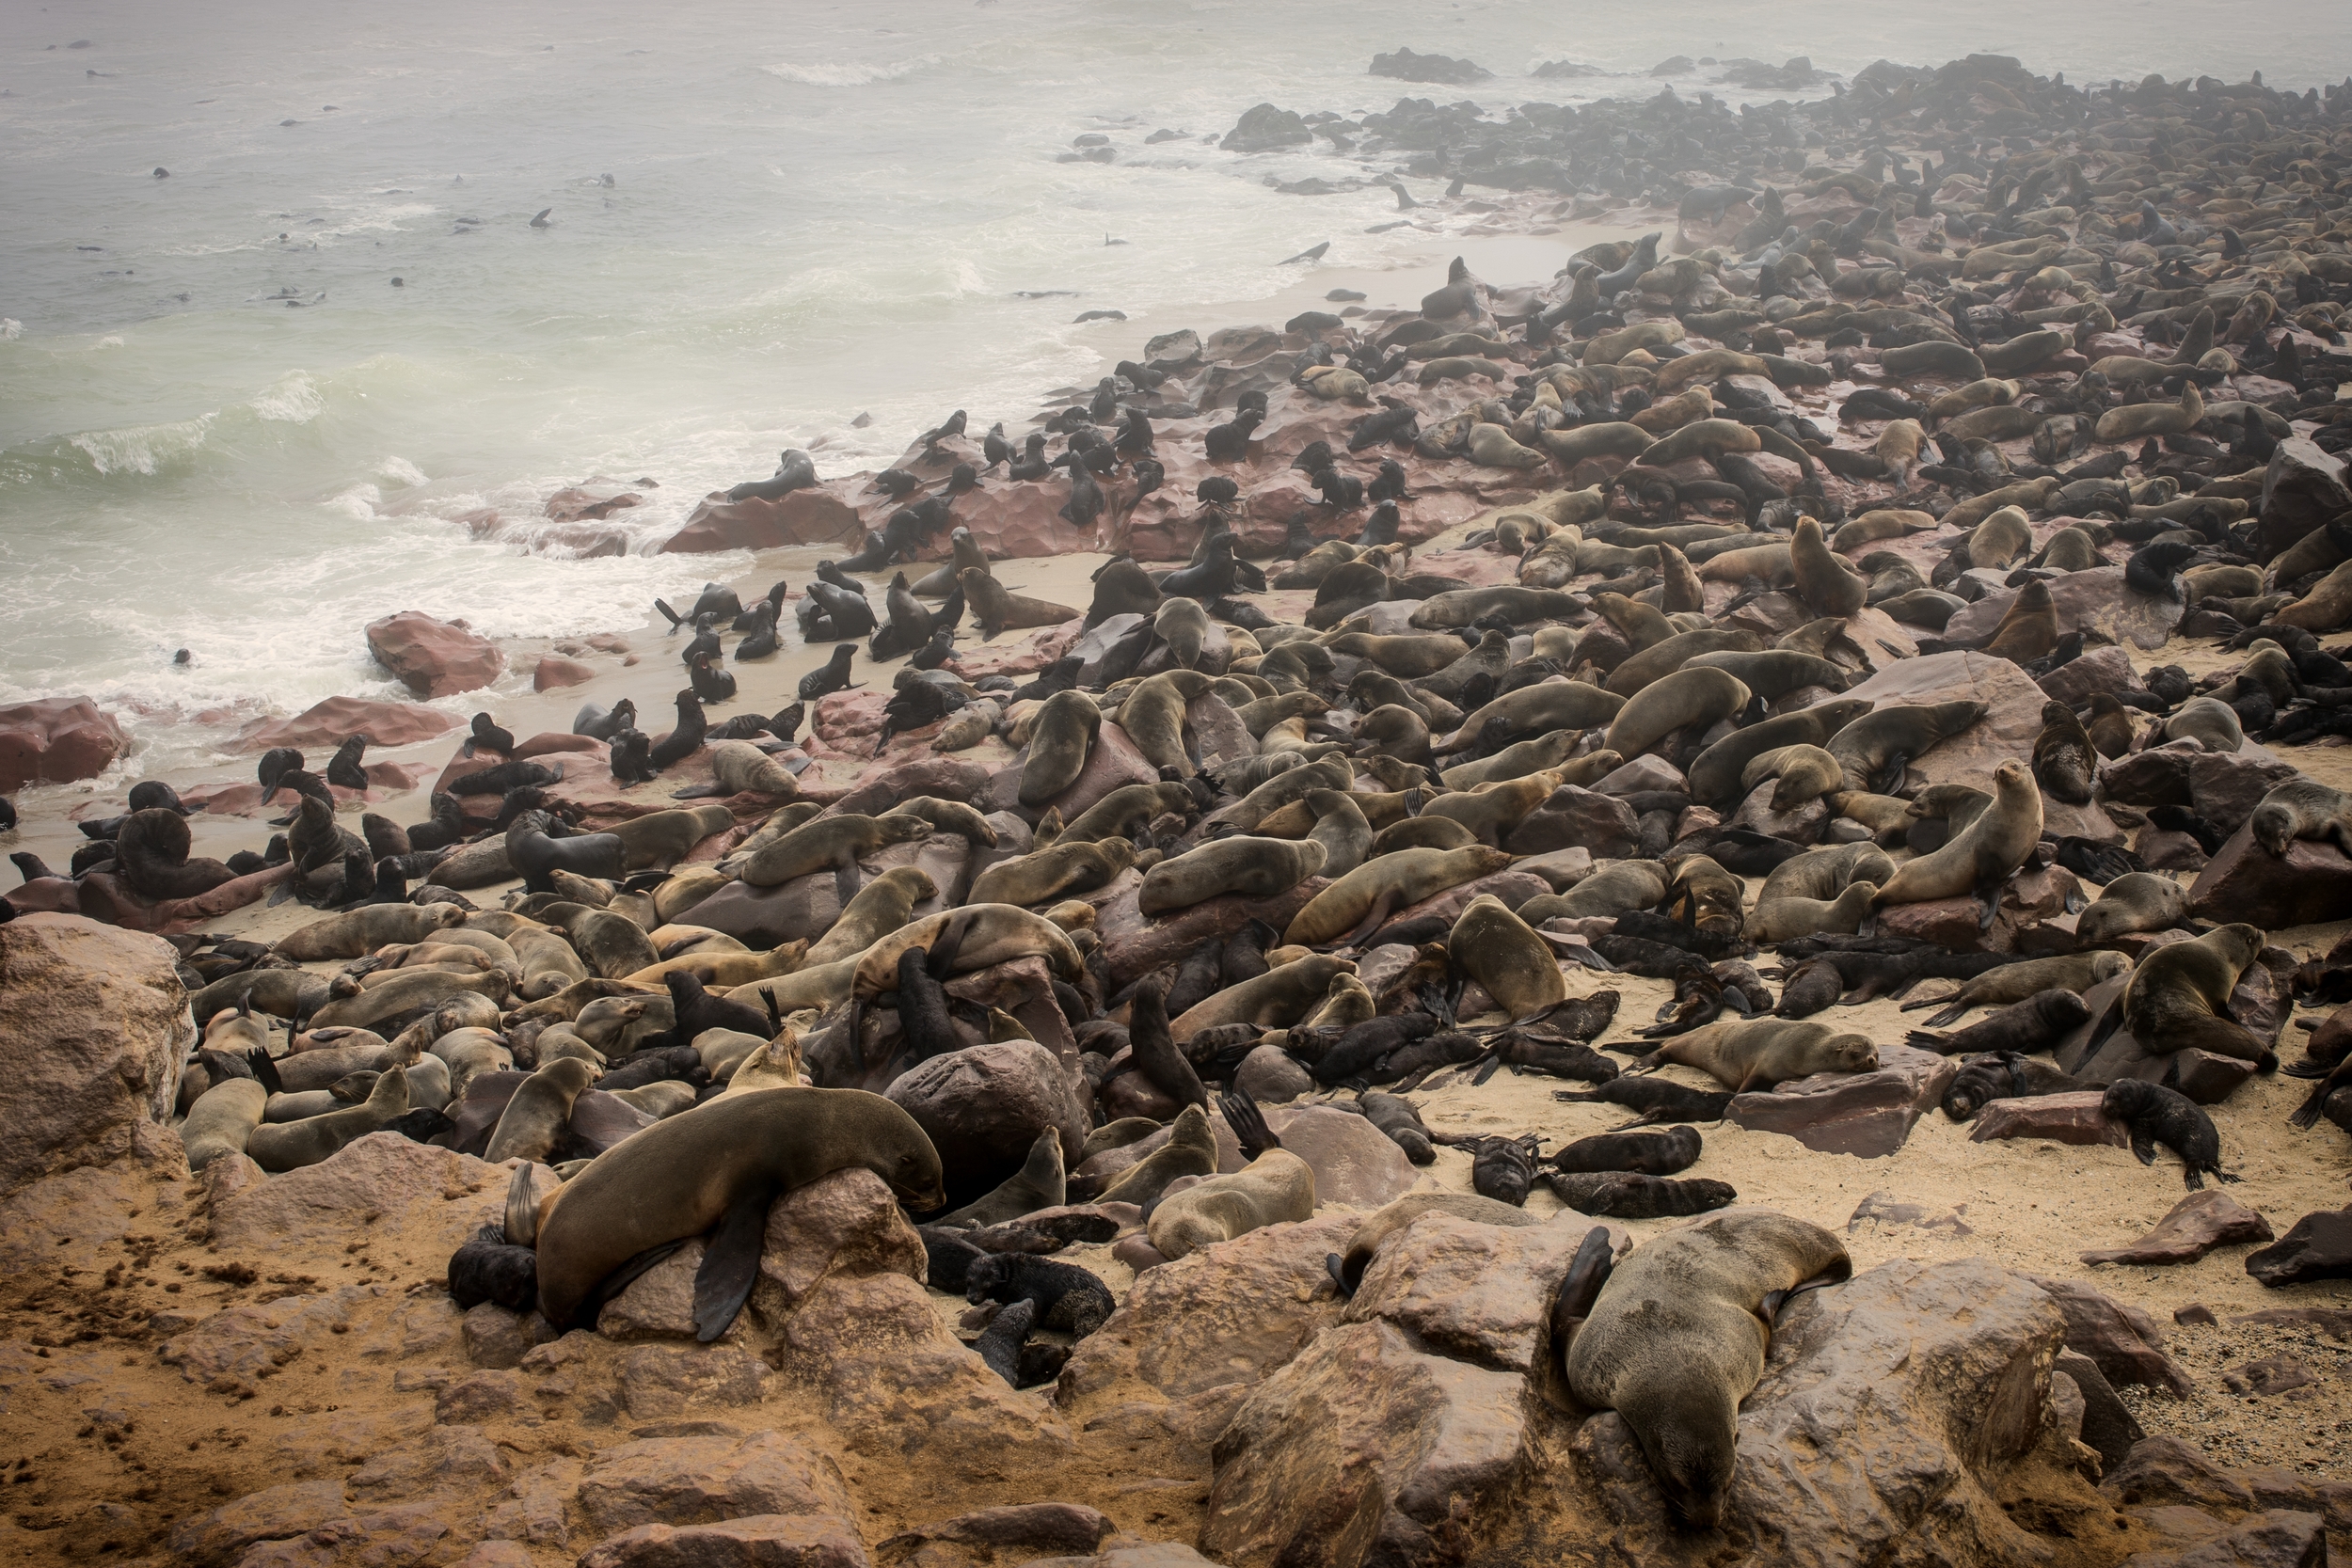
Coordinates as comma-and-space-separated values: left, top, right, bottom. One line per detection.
2, 0, 2343, 776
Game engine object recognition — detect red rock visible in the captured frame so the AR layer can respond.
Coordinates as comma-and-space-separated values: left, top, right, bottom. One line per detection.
661, 488, 862, 554
2036, 644, 2141, 705
236, 695, 459, 752
0, 697, 126, 792
2080, 1191, 2276, 1267
1729, 1043, 1955, 1157
878, 1504, 1114, 1565
2189, 823, 2352, 927
933, 479, 1101, 559
947, 621, 1082, 681
2244, 1207, 2352, 1289
575, 1513, 868, 1568
1503, 785, 1638, 858
533, 655, 597, 692
364, 761, 435, 792
365, 611, 504, 699
544, 487, 642, 523
809, 691, 886, 754
1969, 1091, 2127, 1148
989, 721, 1160, 824
2026, 1275, 2195, 1394
2100, 1435, 2256, 1511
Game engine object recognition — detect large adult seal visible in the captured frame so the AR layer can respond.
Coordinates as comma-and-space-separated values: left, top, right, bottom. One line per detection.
2249, 779, 2352, 858
1283, 845, 1513, 946
1869, 759, 2042, 922
506, 812, 626, 895
1824, 700, 1985, 794
2122, 922, 2273, 1068
483, 1056, 597, 1164
113, 808, 239, 902
1449, 895, 1565, 1021
532, 1085, 943, 1336
1020, 689, 1102, 808
1635, 1018, 1877, 1091
1137, 836, 1327, 916
738, 813, 931, 900
1562, 1209, 1851, 1528
961, 568, 1080, 640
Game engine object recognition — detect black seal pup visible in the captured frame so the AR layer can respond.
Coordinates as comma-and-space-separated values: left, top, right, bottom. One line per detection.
2101, 1080, 2237, 1190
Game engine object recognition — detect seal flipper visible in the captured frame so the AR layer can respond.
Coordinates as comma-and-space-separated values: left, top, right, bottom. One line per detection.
655, 599, 684, 633
692, 1185, 773, 1343
1326, 1252, 1355, 1298
833, 855, 863, 909
246, 1045, 284, 1097
1343, 890, 1401, 948
1548, 1225, 1616, 1356
924, 910, 973, 981
1220, 1088, 1280, 1159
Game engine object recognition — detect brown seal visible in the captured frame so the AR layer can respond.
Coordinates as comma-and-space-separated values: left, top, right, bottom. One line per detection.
2122, 923, 2274, 1069
1635, 1019, 1877, 1091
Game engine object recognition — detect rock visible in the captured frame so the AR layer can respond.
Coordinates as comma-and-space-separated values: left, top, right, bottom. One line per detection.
876, 1503, 1115, 1565
662, 488, 863, 554
992, 721, 1161, 825
2102, 1434, 2258, 1511
1186, 693, 1255, 773
1201, 1317, 1539, 1568
533, 654, 598, 691
235, 695, 460, 752
2187, 752, 2302, 834
1344, 1212, 1612, 1372
2124, 1510, 2329, 1567
1728, 1043, 1955, 1157
1503, 785, 1638, 858
1839, 649, 2090, 797
578, 1514, 870, 1568
1942, 566, 2182, 652
1058, 1213, 1356, 1464
2188, 824, 2352, 927
2081, 1191, 2276, 1267
751, 1167, 929, 1321
1968, 1090, 2128, 1148
157, 1285, 381, 1395
1513, 847, 1595, 890
1369, 47, 1491, 84
364, 610, 504, 698
885, 1040, 1089, 1199
1846, 1190, 1974, 1238
1088, 879, 1327, 990
947, 621, 1080, 683
574, 1430, 854, 1538
1233, 1045, 1314, 1104
1243, 1104, 1418, 1207
2037, 644, 2141, 705
2259, 436, 2352, 559
1575, 1259, 2092, 1562
2026, 1275, 2195, 1394
231, 1505, 450, 1568
1592, 755, 1685, 795
0, 914, 189, 1197
168, 1479, 354, 1568
2223, 1356, 2318, 1397
350, 1422, 513, 1496
204, 1132, 507, 1257
616, 1343, 774, 1418
465, 1302, 560, 1367
1876, 863, 2080, 954
1220, 103, 1314, 153
935, 479, 1100, 559
2244, 1206, 2352, 1288
946, 954, 1076, 1059
0, 696, 125, 792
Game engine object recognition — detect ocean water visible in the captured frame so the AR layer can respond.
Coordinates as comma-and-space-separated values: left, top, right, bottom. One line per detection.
2, 0, 2342, 781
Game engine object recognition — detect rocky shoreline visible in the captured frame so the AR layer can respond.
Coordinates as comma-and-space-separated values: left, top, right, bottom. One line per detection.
4, 46, 2352, 1568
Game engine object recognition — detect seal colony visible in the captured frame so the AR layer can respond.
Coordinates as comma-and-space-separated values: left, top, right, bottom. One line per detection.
5, 47, 2352, 1568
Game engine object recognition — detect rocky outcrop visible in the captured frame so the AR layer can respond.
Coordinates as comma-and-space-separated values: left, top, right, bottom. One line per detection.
0, 696, 126, 792
662, 488, 863, 554
533, 654, 597, 691
1220, 104, 1313, 153
364, 612, 506, 699
1728, 1043, 1954, 1157
2188, 824, 2352, 927
1369, 48, 1492, 84
234, 695, 459, 751
0, 913, 189, 1197
2258, 436, 2352, 559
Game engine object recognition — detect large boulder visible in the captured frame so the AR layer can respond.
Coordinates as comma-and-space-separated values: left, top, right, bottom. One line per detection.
1941, 566, 2182, 652
0, 913, 189, 1196
0, 697, 125, 792
2079, 1190, 2275, 1267
2244, 1206, 2352, 1288
234, 695, 459, 752
661, 488, 862, 553
2259, 436, 2352, 560
364, 611, 505, 699
2188, 824, 2352, 927
1343, 1212, 1614, 1372
202, 1132, 507, 1259
1728, 1043, 1955, 1157
884, 1040, 1089, 1200
1220, 104, 1313, 153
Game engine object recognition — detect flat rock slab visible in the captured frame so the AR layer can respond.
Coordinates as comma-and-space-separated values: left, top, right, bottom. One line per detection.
1835, 649, 2056, 796
1970, 1091, 2128, 1148
1942, 565, 2182, 651
2245, 1207, 2352, 1289
1729, 1044, 1955, 1157
2081, 1191, 2276, 1267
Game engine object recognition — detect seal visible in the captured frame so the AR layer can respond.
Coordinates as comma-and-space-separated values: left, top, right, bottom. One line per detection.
1938, 1051, 2083, 1121
2101, 1079, 2237, 1190
1548, 1170, 1737, 1218
1740, 744, 1845, 813
1634, 1018, 1879, 1091
2031, 701, 2097, 805
1095, 1102, 1219, 1207
1744, 880, 1878, 945
2122, 922, 2273, 1068
1685, 699, 1872, 805
963, 1253, 1115, 1338
112, 808, 238, 902
961, 567, 1079, 641
937, 1129, 1066, 1228
1283, 846, 1514, 946
1551, 1122, 1702, 1175
483, 1056, 598, 1164
1449, 894, 1567, 1021
1562, 1209, 1851, 1528
1154, 595, 1211, 669
1138, 836, 1327, 916
606, 805, 738, 870
1788, 515, 1866, 618
246, 1063, 412, 1172
849, 904, 1086, 1001
274, 903, 465, 961
181, 1078, 269, 1171
969, 835, 1136, 908
2162, 696, 2242, 753
1020, 689, 1103, 808
1303, 789, 1374, 878
1902, 949, 2130, 1027
532, 1085, 944, 1335
1870, 759, 2043, 923
2249, 778, 2352, 858
738, 813, 932, 900
1903, 987, 2092, 1056
1149, 1147, 1316, 1259
1169, 954, 1358, 1039
1825, 700, 1986, 793
803, 866, 939, 966
506, 812, 626, 895
2074, 872, 2188, 943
